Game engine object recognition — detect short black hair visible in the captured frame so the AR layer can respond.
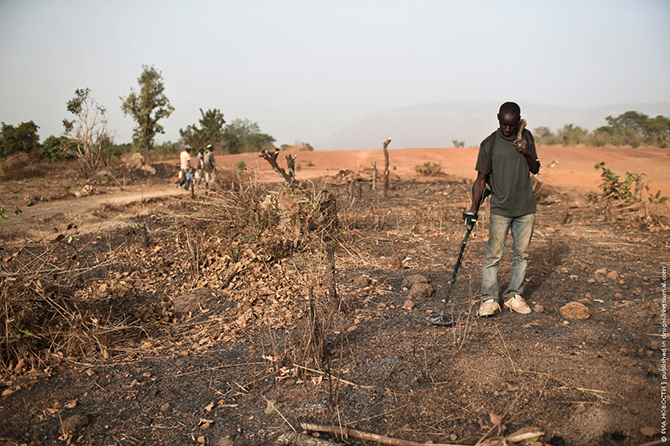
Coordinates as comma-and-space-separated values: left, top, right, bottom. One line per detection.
499, 102, 521, 117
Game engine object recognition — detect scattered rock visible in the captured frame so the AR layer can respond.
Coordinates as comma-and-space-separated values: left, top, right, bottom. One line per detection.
1, 388, 15, 397
575, 403, 586, 414
402, 300, 415, 310
641, 426, 660, 437
649, 340, 661, 350
614, 293, 623, 299
61, 414, 89, 437
606, 271, 619, 280
619, 347, 633, 356
173, 288, 213, 317
401, 274, 429, 288
577, 298, 591, 306
218, 436, 234, 446
161, 403, 171, 412
595, 268, 607, 275
408, 283, 434, 299
533, 304, 544, 313
559, 302, 590, 320
379, 256, 403, 269
353, 275, 371, 288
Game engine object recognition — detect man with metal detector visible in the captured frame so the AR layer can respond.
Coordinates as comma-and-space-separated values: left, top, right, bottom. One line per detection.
467, 102, 540, 317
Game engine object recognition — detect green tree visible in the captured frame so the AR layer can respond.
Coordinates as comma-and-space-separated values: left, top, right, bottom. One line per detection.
605, 111, 648, 147
532, 126, 557, 145
588, 126, 615, 147
63, 88, 113, 175
0, 121, 40, 158
222, 119, 275, 154
179, 108, 226, 150
643, 115, 670, 147
120, 65, 174, 159
40, 135, 73, 161
556, 124, 588, 146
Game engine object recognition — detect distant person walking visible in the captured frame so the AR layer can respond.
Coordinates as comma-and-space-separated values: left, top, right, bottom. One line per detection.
179, 145, 192, 190
467, 101, 541, 317
203, 144, 216, 187
195, 148, 204, 186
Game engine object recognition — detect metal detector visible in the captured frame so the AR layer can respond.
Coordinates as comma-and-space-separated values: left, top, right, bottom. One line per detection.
426, 187, 490, 326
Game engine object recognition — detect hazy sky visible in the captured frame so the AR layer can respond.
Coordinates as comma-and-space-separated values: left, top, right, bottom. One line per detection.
1, 0, 669, 148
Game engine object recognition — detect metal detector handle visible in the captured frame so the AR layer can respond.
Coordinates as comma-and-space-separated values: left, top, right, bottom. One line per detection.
462, 186, 491, 227
462, 211, 478, 228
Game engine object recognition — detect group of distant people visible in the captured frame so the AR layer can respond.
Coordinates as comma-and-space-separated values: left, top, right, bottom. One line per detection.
179, 144, 216, 191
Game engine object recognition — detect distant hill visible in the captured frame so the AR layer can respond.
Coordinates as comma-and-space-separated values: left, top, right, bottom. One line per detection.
316, 101, 670, 150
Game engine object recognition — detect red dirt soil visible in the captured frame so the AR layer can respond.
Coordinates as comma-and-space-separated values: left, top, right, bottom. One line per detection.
216, 145, 670, 198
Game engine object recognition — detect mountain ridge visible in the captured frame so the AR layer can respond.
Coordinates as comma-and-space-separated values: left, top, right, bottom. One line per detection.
316, 101, 670, 150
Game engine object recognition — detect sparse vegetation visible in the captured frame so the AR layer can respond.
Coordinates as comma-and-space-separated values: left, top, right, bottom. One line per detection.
63, 88, 114, 176
535, 110, 670, 147
594, 161, 637, 202
414, 161, 441, 176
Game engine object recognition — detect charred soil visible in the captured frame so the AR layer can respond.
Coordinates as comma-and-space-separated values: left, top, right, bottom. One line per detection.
0, 168, 668, 446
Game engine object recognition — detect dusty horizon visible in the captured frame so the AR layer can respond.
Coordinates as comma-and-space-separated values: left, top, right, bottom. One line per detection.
211, 145, 670, 199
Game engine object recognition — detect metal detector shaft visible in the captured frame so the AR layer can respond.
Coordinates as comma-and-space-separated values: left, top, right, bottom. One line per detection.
426, 187, 490, 326
434, 223, 474, 320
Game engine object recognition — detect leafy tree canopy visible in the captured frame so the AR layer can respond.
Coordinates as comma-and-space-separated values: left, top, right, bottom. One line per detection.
120, 65, 174, 158
533, 110, 670, 148
179, 108, 226, 150
40, 135, 73, 161
0, 121, 40, 158
222, 119, 275, 154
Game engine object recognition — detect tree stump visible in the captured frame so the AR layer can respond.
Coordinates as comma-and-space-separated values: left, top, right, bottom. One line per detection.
383, 137, 392, 198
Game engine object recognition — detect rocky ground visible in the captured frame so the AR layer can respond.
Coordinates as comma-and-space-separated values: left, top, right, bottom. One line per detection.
0, 159, 669, 445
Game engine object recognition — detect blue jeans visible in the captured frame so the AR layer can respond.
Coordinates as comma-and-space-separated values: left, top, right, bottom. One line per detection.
481, 213, 535, 302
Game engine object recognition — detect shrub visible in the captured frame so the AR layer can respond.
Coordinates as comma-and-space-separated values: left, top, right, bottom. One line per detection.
415, 161, 441, 176
594, 162, 638, 202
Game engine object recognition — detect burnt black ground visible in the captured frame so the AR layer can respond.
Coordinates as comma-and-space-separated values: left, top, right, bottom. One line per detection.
1, 176, 667, 445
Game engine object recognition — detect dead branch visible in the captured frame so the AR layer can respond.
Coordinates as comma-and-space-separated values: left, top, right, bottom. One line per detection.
300, 423, 461, 446
301, 423, 543, 446
326, 244, 337, 307
371, 161, 377, 191
286, 154, 297, 179
261, 148, 298, 188
383, 137, 391, 198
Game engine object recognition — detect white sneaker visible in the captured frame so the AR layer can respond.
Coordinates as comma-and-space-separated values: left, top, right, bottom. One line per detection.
478, 299, 501, 317
503, 294, 532, 314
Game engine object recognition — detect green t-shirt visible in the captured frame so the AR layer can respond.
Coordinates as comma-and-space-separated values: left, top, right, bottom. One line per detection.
475, 129, 539, 218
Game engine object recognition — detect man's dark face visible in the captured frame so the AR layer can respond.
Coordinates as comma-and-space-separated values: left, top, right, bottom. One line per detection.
498, 112, 521, 139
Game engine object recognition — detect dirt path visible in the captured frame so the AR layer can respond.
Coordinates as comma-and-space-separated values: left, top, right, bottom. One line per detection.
1, 184, 187, 240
